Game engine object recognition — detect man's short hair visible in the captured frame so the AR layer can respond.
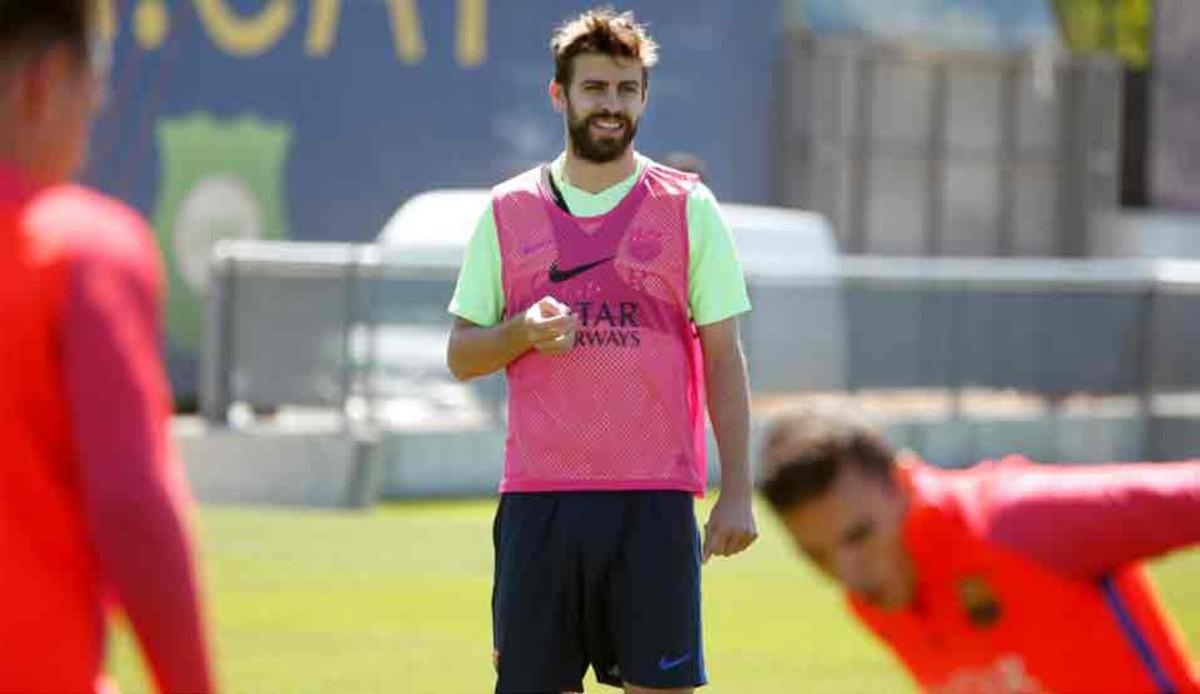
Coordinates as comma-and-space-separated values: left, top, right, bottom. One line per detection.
550, 6, 658, 90
0, 0, 94, 62
758, 409, 897, 513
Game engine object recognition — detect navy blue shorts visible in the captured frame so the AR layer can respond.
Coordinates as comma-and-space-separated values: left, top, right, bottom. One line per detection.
492, 491, 706, 692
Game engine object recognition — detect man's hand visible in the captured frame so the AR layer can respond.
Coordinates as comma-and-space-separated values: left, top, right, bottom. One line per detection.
702, 489, 758, 563
523, 296, 577, 355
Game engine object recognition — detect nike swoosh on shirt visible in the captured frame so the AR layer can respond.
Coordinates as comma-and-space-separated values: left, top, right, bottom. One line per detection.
548, 256, 614, 283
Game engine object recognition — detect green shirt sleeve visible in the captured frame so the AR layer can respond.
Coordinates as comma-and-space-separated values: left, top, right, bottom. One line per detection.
448, 176, 748, 328
687, 183, 751, 325
447, 205, 504, 327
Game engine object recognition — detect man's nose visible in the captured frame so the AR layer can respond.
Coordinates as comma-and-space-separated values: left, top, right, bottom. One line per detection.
599, 88, 622, 112
833, 551, 866, 587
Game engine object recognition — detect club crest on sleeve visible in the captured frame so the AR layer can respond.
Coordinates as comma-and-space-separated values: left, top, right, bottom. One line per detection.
958, 574, 1002, 628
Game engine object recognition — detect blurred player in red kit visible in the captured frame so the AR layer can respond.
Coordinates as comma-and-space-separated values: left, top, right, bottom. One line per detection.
759, 409, 1199, 694
0, 1, 215, 691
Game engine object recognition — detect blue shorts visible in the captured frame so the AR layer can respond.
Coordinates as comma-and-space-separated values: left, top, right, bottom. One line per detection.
492, 491, 706, 692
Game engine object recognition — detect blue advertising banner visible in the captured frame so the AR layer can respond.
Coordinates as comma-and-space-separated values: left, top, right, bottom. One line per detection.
84, 1, 779, 396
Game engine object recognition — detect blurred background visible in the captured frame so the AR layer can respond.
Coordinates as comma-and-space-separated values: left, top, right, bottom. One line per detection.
92, 1, 1199, 691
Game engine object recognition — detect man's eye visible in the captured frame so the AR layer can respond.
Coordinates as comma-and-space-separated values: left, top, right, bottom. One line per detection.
845, 524, 873, 545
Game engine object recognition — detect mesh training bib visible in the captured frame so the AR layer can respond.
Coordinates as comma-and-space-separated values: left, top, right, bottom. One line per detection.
493, 162, 706, 493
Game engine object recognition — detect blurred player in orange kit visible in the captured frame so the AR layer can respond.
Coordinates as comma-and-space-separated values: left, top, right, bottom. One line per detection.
759, 409, 1200, 694
0, 1, 215, 691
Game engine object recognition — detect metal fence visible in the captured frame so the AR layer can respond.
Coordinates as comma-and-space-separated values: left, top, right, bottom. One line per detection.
775, 34, 1123, 256
202, 240, 1200, 461
201, 242, 505, 430
1152, 0, 1200, 210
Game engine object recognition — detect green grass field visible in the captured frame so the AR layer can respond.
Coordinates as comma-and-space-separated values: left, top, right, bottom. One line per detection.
109, 498, 1200, 693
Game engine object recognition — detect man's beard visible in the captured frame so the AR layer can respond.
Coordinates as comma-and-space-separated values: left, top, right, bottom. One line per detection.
566, 101, 638, 163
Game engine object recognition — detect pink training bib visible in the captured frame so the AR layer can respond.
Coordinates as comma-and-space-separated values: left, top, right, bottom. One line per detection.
493, 162, 706, 494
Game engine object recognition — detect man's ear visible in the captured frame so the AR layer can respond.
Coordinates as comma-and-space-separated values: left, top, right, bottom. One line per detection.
549, 79, 567, 114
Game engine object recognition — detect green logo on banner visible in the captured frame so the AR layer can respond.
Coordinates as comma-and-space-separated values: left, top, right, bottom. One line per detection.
153, 113, 292, 352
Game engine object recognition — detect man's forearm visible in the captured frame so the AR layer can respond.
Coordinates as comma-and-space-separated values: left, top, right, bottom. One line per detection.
447, 316, 531, 381
89, 484, 215, 693
705, 342, 752, 494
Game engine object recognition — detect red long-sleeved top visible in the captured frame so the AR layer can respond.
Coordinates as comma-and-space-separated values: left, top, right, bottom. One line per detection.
0, 163, 214, 693
852, 456, 1200, 693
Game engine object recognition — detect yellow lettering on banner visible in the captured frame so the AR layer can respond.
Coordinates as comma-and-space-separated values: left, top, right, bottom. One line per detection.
305, 0, 340, 57
388, 0, 426, 64
193, 0, 294, 57
306, 0, 424, 63
135, 0, 170, 50
456, 0, 486, 67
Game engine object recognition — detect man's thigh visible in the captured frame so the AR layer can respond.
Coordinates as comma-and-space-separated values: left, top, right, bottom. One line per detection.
492, 493, 589, 693
607, 492, 706, 690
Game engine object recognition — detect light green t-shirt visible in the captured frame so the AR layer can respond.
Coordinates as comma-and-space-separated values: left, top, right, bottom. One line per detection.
448, 154, 751, 327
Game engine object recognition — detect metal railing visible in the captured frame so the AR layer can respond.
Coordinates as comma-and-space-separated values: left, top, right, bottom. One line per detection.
201, 240, 1200, 459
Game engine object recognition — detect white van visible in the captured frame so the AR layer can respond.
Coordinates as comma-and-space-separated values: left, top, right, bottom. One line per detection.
377, 188, 840, 275
368, 189, 846, 427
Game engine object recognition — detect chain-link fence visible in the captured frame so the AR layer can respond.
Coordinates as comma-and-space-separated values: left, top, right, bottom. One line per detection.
775, 35, 1123, 256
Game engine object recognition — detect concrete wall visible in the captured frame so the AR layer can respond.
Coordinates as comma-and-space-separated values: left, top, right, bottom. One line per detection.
176, 417, 378, 508
179, 412, 1170, 507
